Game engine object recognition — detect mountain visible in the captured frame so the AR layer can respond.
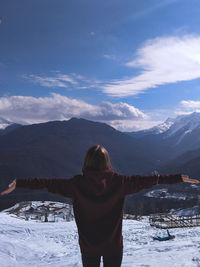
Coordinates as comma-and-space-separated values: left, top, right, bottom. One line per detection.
0, 117, 13, 130
1, 115, 199, 213
163, 112, 200, 138
127, 112, 200, 163
0, 118, 155, 211
129, 112, 200, 138
0, 117, 21, 136
0, 123, 22, 136
159, 146, 200, 178
0, 117, 154, 174
127, 117, 175, 137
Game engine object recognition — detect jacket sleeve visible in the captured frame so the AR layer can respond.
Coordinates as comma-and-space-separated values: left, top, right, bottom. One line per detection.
119, 174, 183, 195
16, 178, 74, 198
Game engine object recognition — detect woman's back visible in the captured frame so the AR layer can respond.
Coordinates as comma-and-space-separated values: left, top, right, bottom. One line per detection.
72, 169, 125, 256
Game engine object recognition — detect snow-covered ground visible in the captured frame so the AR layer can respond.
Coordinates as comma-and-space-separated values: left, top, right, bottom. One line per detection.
145, 189, 194, 200
0, 212, 200, 267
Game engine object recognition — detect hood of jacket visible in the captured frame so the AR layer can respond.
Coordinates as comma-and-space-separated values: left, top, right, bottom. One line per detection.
81, 169, 114, 196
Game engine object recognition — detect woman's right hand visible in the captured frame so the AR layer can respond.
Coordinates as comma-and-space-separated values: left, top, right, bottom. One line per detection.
181, 175, 199, 184
1, 179, 16, 195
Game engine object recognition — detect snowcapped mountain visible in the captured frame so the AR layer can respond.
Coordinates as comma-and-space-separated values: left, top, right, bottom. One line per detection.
129, 112, 200, 138
163, 112, 200, 138
143, 117, 176, 135
129, 112, 200, 151
160, 112, 200, 154
126, 112, 200, 176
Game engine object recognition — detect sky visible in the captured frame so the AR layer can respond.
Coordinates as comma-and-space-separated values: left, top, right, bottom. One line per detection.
1, 0, 200, 131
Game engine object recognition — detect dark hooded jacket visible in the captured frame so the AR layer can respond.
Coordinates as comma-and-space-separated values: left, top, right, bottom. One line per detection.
16, 170, 182, 256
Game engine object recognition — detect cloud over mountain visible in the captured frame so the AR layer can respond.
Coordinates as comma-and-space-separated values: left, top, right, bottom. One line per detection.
103, 35, 200, 97
0, 93, 146, 128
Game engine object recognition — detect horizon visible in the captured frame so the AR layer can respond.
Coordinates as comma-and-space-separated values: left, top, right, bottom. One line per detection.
2, 110, 200, 133
1, 0, 200, 131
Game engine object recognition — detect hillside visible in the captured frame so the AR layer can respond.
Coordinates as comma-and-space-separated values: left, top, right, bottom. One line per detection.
159, 148, 200, 178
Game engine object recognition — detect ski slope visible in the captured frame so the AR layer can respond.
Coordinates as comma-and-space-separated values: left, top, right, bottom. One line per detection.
0, 212, 200, 267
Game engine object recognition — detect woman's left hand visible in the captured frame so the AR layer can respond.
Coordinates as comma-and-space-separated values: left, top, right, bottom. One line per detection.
1, 179, 16, 195
181, 175, 199, 184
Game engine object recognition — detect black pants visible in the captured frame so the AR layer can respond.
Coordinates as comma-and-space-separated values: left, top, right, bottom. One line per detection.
81, 251, 123, 267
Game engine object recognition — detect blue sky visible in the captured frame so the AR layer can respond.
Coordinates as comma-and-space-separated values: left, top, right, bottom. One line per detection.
1, 0, 200, 131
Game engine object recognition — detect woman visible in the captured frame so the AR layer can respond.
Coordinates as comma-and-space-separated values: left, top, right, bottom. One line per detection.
1, 145, 199, 267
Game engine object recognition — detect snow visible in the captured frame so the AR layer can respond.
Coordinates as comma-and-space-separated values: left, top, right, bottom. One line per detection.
171, 206, 200, 216
145, 189, 194, 200
140, 112, 200, 138
150, 117, 175, 134
5, 201, 74, 222
164, 112, 200, 138
0, 211, 200, 266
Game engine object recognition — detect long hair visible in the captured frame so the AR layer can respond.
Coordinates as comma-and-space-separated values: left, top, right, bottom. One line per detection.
82, 145, 112, 172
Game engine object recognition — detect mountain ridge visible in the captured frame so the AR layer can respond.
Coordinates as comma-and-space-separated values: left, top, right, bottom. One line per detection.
0, 115, 200, 213
0, 117, 156, 211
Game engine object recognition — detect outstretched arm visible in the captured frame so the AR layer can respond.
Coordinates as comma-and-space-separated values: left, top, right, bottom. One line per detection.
1, 177, 74, 198
120, 173, 199, 195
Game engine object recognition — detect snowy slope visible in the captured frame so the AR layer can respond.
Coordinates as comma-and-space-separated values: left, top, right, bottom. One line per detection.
156, 112, 200, 139
146, 117, 175, 134
126, 117, 175, 137
132, 112, 200, 137
164, 112, 200, 137
0, 212, 200, 267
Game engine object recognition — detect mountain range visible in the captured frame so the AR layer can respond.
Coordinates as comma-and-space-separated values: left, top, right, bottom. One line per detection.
127, 112, 200, 176
0, 117, 155, 211
0, 113, 200, 213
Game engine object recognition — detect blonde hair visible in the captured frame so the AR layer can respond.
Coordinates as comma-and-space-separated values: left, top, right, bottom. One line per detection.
82, 145, 112, 172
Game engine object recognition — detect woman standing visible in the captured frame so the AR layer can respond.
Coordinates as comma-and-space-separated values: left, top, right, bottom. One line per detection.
1, 145, 199, 267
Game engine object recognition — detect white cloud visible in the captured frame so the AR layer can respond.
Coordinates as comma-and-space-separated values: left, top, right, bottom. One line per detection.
0, 94, 147, 130
180, 100, 200, 109
174, 100, 200, 115
23, 74, 70, 88
56, 74, 78, 85
96, 102, 146, 121
103, 54, 117, 60
109, 119, 162, 132
23, 73, 102, 90
103, 35, 200, 97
